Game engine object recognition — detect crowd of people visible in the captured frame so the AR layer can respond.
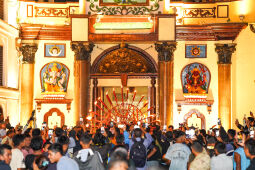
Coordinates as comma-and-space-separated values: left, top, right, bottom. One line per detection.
0, 112, 255, 170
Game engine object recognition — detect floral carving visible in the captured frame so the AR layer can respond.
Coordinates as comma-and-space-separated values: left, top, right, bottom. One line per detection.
183, 7, 216, 18
96, 47, 155, 73
88, 0, 161, 15
35, 7, 69, 17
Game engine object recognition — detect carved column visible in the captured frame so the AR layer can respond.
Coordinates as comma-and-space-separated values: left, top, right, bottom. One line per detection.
71, 42, 94, 124
19, 44, 38, 125
155, 42, 177, 126
215, 43, 236, 129
150, 77, 156, 123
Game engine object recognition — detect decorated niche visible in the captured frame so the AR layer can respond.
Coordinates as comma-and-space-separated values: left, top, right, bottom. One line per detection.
183, 109, 206, 129
181, 62, 211, 97
177, 63, 213, 113
40, 62, 70, 98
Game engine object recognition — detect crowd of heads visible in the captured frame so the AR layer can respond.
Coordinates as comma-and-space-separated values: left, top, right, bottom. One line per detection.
0, 112, 255, 170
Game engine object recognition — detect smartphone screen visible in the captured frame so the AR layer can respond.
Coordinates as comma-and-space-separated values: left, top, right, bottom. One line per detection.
118, 124, 124, 129
217, 118, 221, 125
101, 127, 105, 134
216, 130, 220, 137
250, 131, 254, 138
48, 129, 53, 138
190, 129, 195, 138
110, 121, 114, 128
163, 125, 167, 132
185, 130, 190, 138
134, 125, 140, 129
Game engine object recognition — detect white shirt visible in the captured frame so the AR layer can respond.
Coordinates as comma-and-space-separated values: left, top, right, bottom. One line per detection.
10, 148, 26, 170
211, 153, 233, 170
57, 156, 79, 170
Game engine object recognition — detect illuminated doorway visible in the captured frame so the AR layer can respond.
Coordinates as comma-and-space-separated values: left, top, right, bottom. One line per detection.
183, 109, 206, 129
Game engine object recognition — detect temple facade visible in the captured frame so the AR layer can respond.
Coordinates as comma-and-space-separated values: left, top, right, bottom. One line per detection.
0, 0, 254, 129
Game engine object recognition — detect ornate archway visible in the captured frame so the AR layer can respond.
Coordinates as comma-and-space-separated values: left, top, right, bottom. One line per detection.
91, 44, 158, 76
90, 44, 158, 123
44, 108, 65, 127
183, 109, 206, 129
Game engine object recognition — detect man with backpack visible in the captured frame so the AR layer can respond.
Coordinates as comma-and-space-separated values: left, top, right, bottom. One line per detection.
129, 126, 153, 170
73, 134, 105, 170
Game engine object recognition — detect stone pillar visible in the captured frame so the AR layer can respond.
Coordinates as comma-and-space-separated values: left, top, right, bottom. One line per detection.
19, 44, 38, 125
155, 42, 177, 126
150, 77, 156, 123
71, 42, 94, 124
215, 43, 236, 129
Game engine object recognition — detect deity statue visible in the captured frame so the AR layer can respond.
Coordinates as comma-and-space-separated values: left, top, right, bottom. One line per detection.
42, 62, 68, 93
183, 64, 209, 94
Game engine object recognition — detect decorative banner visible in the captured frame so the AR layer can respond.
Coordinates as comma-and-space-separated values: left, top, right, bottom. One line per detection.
40, 62, 70, 95
185, 44, 207, 58
181, 63, 211, 95
44, 44, 66, 58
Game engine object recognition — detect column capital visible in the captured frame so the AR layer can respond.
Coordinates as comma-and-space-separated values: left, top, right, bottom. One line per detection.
93, 78, 98, 86
71, 42, 95, 61
151, 77, 156, 86
155, 42, 177, 62
215, 43, 236, 64
19, 44, 38, 64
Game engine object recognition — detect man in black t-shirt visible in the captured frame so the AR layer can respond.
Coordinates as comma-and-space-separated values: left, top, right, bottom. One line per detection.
147, 139, 161, 168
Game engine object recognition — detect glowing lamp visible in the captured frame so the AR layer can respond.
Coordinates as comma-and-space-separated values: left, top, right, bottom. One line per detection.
87, 116, 92, 121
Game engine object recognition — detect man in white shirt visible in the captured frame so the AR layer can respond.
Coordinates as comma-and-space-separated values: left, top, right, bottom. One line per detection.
10, 134, 26, 170
211, 142, 233, 170
164, 131, 191, 170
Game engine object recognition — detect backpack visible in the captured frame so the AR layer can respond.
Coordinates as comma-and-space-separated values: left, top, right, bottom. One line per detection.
91, 144, 111, 167
73, 150, 105, 170
130, 138, 147, 168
